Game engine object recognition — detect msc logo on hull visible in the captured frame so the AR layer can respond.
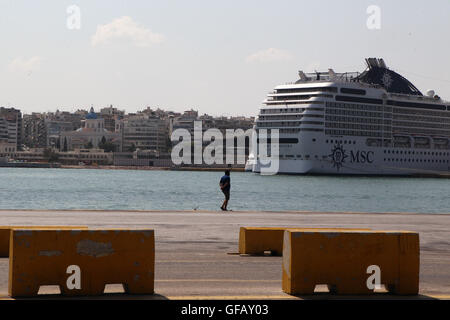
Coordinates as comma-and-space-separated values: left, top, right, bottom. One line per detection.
328, 143, 374, 171
350, 150, 374, 164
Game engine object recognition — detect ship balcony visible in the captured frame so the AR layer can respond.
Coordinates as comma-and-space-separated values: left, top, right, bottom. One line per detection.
267, 91, 329, 98
256, 121, 323, 129
298, 122, 324, 127
258, 109, 324, 117
256, 119, 302, 123
389, 92, 446, 103
264, 99, 330, 105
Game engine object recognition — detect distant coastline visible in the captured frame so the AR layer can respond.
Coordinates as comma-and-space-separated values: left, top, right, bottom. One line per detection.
0, 163, 244, 172
61, 165, 245, 172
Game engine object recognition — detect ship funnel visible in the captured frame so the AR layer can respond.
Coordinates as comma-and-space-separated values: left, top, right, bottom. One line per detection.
365, 57, 388, 69
328, 68, 337, 80
298, 71, 308, 81
378, 58, 387, 68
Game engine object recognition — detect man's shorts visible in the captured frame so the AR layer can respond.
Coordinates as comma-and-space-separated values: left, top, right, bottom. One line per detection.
222, 189, 230, 200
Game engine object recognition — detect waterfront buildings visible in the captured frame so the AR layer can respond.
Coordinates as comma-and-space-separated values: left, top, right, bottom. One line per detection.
0, 148, 113, 165
2, 104, 254, 167
0, 107, 22, 151
100, 105, 124, 133
23, 111, 83, 149
120, 113, 169, 153
22, 113, 46, 148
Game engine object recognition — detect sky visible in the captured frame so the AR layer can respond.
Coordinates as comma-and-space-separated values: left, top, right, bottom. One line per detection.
0, 0, 449, 116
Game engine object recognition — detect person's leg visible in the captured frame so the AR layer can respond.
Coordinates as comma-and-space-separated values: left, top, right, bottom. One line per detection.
221, 190, 227, 210
221, 198, 227, 210
223, 191, 230, 210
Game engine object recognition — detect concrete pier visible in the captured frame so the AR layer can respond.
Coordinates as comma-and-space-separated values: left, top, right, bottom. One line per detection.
0, 209, 448, 299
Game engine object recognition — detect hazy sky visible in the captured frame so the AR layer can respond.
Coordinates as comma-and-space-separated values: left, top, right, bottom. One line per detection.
1, 0, 449, 116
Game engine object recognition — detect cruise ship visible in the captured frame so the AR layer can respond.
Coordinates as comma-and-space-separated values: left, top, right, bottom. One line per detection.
251, 58, 450, 175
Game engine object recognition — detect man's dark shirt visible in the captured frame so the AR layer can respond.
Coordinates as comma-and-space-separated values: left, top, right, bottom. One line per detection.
220, 175, 231, 192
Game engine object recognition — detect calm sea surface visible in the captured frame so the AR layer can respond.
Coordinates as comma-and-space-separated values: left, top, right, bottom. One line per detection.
0, 168, 448, 213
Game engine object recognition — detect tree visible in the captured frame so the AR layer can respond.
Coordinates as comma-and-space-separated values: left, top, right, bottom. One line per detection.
63, 137, 68, 152
98, 136, 106, 150
166, 136, 172, 153
98, 136, 115, 152
85, 141, 93, 149
43, 148, 59, 162
128, 143, 136, 152
103, 142, 115, 152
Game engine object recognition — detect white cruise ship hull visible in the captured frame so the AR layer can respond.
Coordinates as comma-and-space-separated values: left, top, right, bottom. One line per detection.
253, 133, 450, 175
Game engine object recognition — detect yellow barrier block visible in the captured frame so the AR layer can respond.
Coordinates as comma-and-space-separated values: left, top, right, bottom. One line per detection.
0, 226, 88, 257
239, 227, 371, 255
8, 229, 155, 297
282, 230, 419, 295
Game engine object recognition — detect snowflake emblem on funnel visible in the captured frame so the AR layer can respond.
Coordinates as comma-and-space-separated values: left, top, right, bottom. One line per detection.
328, 143, 348, 171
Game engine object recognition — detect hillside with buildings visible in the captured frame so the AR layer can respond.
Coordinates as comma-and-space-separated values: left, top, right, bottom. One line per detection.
0, 106, 254, 168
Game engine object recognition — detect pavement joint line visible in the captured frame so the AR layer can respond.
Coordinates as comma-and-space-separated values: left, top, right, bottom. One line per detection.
1, 209, 449, 216
0, 294, 448, 300
156, 260, 281, 263
156, 260, 244, 263
166, 294, 450, 300
166, 295, 297, 300
155, 279, 280, 282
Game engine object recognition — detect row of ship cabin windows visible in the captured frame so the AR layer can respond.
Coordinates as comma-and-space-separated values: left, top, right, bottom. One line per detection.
393, 108, 450, 118
325, 129, 383, 137
393, 115, 450, 124
325, 139, 357, 145
261, 107, 311, 114
280, 154, 325, 160
261, 108, 305, 114
392, 121, 450, 130
261, 106, 325, 114
384, 158, 449, 164
325, 115, 383, 124
325, 122, 382, 130
279, 155, 449, 163
384, 150, 449, 156
270, 94, 332, 101
326, 102, 384, 112
326, 108, 383, 118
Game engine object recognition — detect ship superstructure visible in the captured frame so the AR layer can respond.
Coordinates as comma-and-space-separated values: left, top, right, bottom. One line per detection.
252, 58, 450, 175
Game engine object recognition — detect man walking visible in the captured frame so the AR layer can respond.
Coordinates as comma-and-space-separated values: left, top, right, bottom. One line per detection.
219, 170, 231, 211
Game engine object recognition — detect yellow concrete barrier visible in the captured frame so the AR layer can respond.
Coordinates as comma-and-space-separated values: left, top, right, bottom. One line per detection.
282, 230, 419, 295
8, 229, 155, 297
0, 226, 88, 257
239, 227, 371, 255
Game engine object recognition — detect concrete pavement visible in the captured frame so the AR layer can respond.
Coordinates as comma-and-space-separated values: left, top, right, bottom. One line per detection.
0, 209, 449, 299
